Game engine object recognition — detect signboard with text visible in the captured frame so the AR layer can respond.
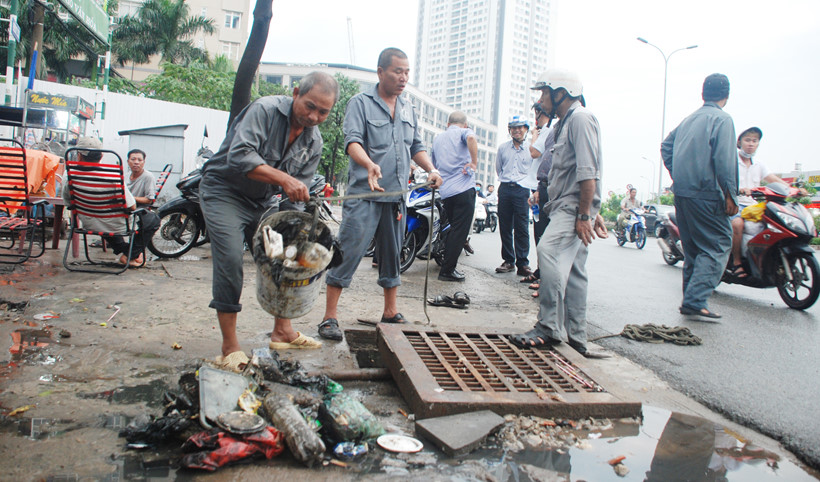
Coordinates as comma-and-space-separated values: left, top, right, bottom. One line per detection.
54, 0, 109, 45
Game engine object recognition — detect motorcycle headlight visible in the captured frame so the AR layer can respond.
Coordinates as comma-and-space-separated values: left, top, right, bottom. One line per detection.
794, 203, 818, 237
774, 210, 810, 236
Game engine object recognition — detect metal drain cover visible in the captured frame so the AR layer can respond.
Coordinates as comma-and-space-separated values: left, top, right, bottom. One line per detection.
377, 325, 641, 419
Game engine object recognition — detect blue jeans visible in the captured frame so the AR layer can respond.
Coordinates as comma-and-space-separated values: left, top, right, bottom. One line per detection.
675, 196, 732, 310
497, 182, 530, 267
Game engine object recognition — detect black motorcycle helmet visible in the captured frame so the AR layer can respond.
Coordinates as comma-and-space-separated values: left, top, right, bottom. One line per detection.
737, 126, 762, 148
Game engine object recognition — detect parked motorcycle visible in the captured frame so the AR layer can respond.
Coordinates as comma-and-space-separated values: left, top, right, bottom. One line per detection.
656, 211, 685, 265
615, 208, 647, 249
399, 170, 450, 272
722, 183, 820, 309
147, 156, 335, 258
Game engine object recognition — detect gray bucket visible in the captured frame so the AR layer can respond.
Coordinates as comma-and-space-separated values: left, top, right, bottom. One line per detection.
252, 210, 333, 319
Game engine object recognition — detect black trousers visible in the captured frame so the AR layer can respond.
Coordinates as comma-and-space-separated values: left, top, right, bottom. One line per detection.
442, 188, 476, 273
533, 182, 550, 246
498, 182, 530, 268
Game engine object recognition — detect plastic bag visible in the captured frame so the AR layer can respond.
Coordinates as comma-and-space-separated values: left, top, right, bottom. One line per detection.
319, 393, 385, 444
741, 202, 766, 222
181, 426, 284, 471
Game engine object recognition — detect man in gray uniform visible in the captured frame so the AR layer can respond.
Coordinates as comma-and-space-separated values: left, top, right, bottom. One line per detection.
318, 48, 442, 341
661, 73, 737, 319
511, 69, 607, 356
200, 71, 339, 370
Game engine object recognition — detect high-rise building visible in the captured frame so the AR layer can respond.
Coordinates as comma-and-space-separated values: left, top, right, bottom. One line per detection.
415, 0, 551, 138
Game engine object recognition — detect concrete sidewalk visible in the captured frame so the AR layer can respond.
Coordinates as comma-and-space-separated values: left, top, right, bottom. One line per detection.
0, 243, 815, 479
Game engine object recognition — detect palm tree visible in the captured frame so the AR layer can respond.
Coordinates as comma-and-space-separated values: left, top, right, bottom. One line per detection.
113, 0, 215, 67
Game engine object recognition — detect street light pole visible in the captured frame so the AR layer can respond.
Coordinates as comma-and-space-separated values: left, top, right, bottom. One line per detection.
637, 37, 698, 197
641, 156, 656, 199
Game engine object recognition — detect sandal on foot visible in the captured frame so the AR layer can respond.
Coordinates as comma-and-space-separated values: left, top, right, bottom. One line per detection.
214, 351, 250, 373
730, 265, 748, 278
679, 305, 722, 319
531, 291, 539, 298
380, 313, 407, 324
452, 291, 471, 306
427, 295, 465, 309
520, 273, 539, 283
318, 318, 343, 341
269, 332, 322, 350
509, 329, 559, 349
528, 282, 540, 290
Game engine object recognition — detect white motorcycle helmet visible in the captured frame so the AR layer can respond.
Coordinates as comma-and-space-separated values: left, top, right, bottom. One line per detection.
530, 68, 584, 98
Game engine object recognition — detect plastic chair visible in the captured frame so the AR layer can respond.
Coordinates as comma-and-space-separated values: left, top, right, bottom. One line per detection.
153, 163, 173, 205
0, 138, 47, 264
62, 147, 145, 274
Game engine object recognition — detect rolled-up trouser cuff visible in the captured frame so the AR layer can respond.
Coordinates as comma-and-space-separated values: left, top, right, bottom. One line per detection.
209, 299, 242, 313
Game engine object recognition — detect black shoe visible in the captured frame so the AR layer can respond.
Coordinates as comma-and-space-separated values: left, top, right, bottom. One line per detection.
516, 265, 533, 277
318, 318, 343, 341
439, 269, 465, 282
496, 262, 515, 273
568, 339, 587, 355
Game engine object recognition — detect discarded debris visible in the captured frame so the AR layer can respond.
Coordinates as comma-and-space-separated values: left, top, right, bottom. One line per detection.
613, 462, 630, 477
181, 426, 285, 471
8, 405, 35, 416
263, 393, 325, 467
334, 441, 368, 460
319, 392, 385, 444
171, 342, 182, 350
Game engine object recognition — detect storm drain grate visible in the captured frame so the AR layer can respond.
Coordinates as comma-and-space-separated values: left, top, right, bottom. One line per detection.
377, 325, 641, 419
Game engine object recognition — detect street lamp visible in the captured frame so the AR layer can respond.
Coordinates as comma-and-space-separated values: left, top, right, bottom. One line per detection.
637, 37, 698, 197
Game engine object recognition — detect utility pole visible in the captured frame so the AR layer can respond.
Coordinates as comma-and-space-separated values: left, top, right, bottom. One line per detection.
28, 3, 45, 83
347, 17, 355, 65
4, 0, 19, 106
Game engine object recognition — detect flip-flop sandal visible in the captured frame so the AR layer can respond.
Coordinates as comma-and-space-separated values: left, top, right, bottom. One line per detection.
519, 273, 539, 283
452, 291, 471, 306
427, 295, 466, 309
729, 265, 749, 278
380, 313, 408, 324
531, 291, 538, 298
318, 318, 343, 341
269, 332, 322, 350
528, 282, 540, 290
214, 351, 250, 373
509, 329, 559, 349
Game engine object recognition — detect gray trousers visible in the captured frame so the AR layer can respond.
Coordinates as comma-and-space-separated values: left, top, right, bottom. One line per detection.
326, 199, 404, 289
535, 204, 589, 349
675, 196, 731, 310
200, 179, 281, 313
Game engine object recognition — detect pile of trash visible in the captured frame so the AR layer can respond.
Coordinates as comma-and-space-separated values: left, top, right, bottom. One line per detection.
118, 350, 393, 472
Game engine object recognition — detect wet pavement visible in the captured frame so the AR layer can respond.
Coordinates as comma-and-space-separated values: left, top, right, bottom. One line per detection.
1, 234, 819, 480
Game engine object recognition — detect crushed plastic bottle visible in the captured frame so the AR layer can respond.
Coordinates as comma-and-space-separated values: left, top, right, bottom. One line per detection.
325, 380, 343, 394
334, 441, 368, 460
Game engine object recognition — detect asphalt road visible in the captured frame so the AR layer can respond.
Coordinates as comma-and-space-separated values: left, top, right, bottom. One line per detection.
462, 222, 820, 468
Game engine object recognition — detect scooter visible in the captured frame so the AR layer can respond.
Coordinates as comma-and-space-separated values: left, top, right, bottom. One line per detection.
399, 171, 450, 272
721, 183, 820, 309
657, 211, 685, 265
474, 195, 487, 233
615, 208, 647, 249
485, 201, 498, 232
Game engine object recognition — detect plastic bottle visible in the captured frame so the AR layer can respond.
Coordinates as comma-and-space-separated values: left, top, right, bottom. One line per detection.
297, 243, 332, 269
531, 202, 540, 223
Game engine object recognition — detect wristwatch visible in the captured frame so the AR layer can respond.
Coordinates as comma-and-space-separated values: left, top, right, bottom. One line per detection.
429, 169, 440, 175
577, 213, 590, 221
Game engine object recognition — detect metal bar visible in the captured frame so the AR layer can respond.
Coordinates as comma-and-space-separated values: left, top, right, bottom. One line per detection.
419, 331, 470, 391
484, 333, 565, 394
460, 333, 519, 392
437, 332, 495, 392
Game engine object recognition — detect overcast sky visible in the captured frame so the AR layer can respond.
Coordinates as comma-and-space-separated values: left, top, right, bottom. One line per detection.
257, 0, 820, 199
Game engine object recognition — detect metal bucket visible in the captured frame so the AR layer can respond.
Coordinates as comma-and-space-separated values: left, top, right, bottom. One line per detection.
253, 210, 333, 319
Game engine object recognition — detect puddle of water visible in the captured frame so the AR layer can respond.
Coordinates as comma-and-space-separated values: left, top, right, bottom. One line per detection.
77, 379, 169, 407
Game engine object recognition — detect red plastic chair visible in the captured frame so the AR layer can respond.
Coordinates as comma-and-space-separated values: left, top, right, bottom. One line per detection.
62, 147, 145, 274
0, 138, 46, 264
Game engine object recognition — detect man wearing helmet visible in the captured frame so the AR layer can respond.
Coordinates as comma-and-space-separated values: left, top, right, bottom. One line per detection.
495, 116, 534, 275
729, 127, 797, 277
511, 69, 607, 355
661, 73, 737, 319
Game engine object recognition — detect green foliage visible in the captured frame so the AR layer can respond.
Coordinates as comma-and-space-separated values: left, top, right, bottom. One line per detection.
600, 192, 625, 223
210, 55, 235, 74
258, 80, 291, 98
141, 62, 235, 110
317, 74, 360, 187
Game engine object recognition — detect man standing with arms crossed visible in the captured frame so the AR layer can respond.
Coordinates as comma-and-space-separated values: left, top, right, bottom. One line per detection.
431, 111, 478, 282
662, 73, 737, 319
511, 69, 607, 356
495, 116, 534, 276
317, 48, 442, 341
200, 72, 339, 371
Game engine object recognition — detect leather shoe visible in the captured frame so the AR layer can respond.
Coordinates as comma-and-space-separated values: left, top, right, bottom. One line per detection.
496, 262, 515, 273
516, 265, 533, 277
438, 269, 465, 282
463, 237, 474, 255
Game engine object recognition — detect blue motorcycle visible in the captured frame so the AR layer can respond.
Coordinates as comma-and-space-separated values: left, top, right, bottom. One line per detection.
615, 207, 647, 249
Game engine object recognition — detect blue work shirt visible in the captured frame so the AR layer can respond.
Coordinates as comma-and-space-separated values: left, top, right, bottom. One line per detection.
661, 102, 737, 203
344, 84, 426, 202
431, 125, 476, 199
495, 139, 532, 185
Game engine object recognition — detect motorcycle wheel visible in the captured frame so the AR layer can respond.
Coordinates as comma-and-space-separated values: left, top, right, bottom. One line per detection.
654, 223, 664, 238
147, 208, 200, 258
616, 233, 626, 246
635, 228, 647, 249
488, 215, 497, 232
662, 246, 680, 266
775, 252, 820, 310
194, 227, 209, 247
399, 230, 419, 273
474, 220, 483, 233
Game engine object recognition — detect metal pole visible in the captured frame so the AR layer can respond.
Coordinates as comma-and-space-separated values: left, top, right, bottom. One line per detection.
637, 38, 697, 197
5, 0, 19, 106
